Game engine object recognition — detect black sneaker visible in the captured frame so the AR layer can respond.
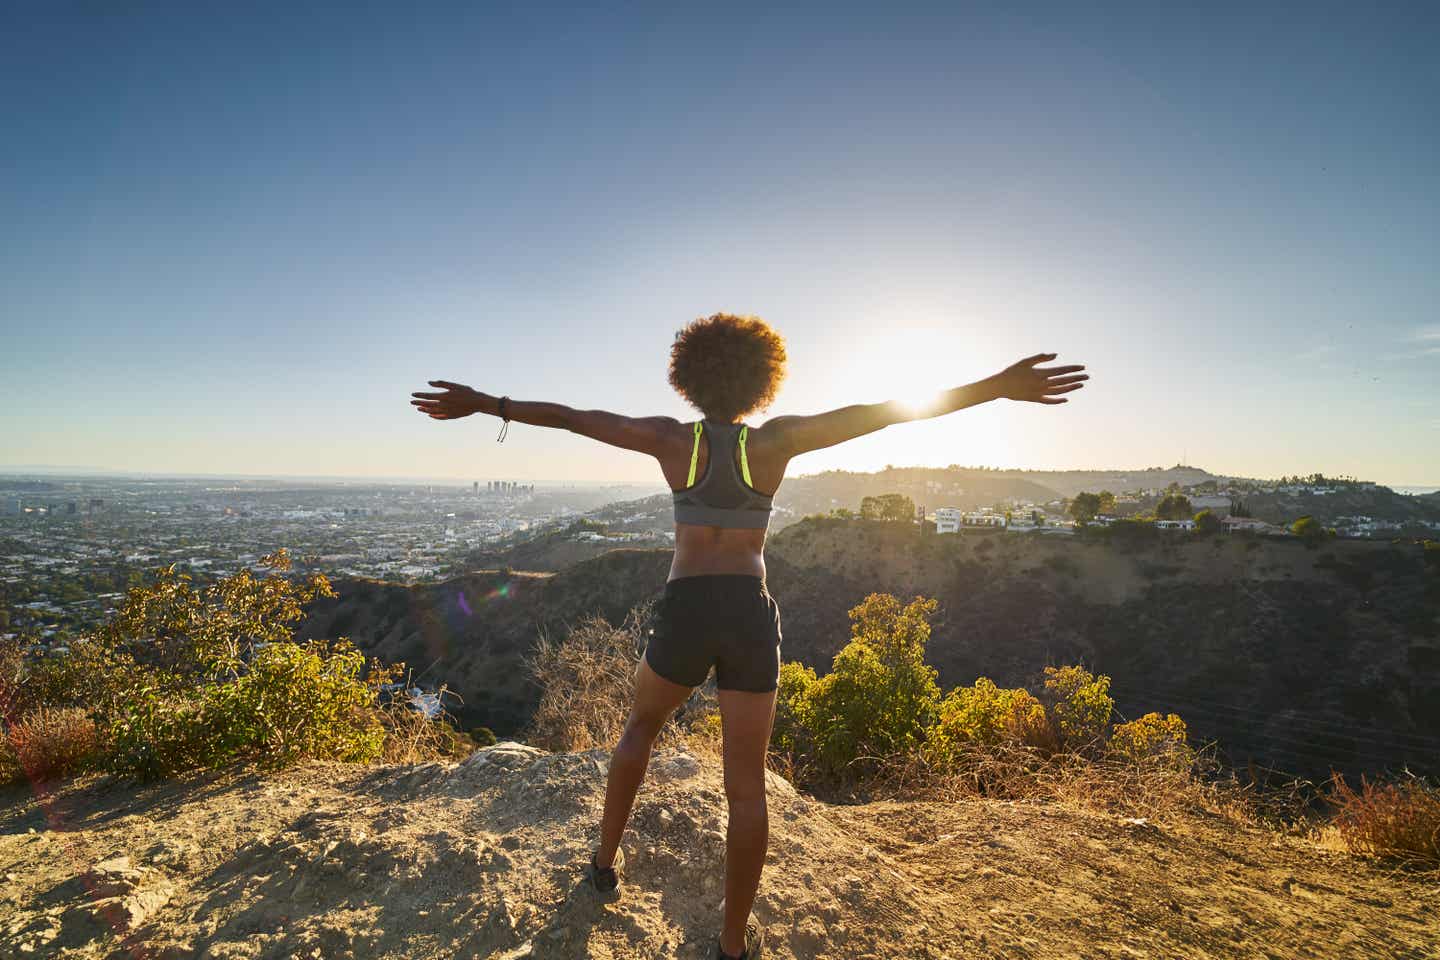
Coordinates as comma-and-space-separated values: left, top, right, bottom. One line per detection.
586, 847, 624, 893
716, 922, 763, 960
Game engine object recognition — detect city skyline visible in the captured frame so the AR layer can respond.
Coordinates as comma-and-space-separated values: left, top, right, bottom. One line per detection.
3, 5, 1437, 485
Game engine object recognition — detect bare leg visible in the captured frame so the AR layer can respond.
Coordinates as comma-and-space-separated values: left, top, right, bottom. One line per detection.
717, 686, 778, 957
595, 656, 694, 869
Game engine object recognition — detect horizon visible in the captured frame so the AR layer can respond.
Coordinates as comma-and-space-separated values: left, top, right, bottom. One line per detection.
3, 5, 1437, 484
3, 463, 1436, 493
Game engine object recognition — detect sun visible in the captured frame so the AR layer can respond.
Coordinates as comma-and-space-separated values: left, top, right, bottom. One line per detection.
858, 333, 960, 418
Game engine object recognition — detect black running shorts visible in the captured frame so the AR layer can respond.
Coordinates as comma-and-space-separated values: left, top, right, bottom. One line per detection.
644, 575, 782, 693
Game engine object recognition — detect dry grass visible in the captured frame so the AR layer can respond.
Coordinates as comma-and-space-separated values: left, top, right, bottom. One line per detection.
859, 740, 1269, 827
379, 684, 472, 765
526, 606, 652, 752
1, 706, 99, 785
1327, 773, 1440, 868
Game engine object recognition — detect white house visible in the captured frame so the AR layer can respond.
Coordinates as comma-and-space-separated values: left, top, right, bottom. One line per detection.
934, 507, 963, 534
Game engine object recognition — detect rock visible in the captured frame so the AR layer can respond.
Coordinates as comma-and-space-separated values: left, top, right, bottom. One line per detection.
87, 880, 175, 932
764, 769, 797, 798
654, 752, 702, 781
86, 856, 145, 897
147, 838, 196, 872
790, 915, 828, 955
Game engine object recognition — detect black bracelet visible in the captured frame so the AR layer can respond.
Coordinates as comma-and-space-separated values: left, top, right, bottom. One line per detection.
496, 396, 510, 442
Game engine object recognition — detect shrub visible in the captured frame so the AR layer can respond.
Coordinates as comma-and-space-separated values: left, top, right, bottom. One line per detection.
526, 607, 648, 752
381, 694, 470, 765
771, 660, 818, 758
107, 639, 391, 779
1292, 515, 1331, 547
1194, 509, 1221, 535
800, 594, 941, 776
928, 678, 1049, 767
1, 706, 99, 784
1109, 712, 1193, 770
1328, 774, 1440, 866
3, 550, 453, 782
1041, 665, 1113, 750
470, 726, 498, 747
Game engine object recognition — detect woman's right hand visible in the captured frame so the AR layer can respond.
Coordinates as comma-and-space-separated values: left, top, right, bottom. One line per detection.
987, 354, 1088, 405
410, 380, 489, 420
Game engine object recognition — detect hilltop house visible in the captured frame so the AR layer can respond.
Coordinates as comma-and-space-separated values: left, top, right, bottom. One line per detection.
933, 507, 1007, 534
1221, 516, 1277, 534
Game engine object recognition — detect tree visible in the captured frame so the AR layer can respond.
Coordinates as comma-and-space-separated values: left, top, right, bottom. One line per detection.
796, 594, 941, 775
1194, 509, 1221, 535
1097, 490, 1117, 515
1229, 499, 1252, 518
1068, 492, 1101, 524
1156, 493, 1194, 520
1292, 515, 1330, 546
859, 494, 917, 522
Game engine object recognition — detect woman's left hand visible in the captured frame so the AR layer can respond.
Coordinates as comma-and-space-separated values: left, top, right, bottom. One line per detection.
987, 354, 1088, 405
410, 380, 488, 420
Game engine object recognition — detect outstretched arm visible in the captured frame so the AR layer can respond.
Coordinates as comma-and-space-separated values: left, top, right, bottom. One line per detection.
762, 353, 1087, 457
410, 381, 679, 456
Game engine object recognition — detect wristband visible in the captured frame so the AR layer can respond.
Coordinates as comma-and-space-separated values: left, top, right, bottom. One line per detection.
496, 396, 510, 442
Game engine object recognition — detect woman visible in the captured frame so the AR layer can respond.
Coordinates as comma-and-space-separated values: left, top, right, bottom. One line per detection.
411, 313, 1086, 960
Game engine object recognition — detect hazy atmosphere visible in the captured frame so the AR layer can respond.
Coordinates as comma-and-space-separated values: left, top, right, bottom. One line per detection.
4, 7, 1440, 960
3, 3, 1437, 486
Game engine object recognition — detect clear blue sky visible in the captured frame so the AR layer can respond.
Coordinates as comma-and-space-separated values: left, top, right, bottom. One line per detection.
3, 3, 1436, 485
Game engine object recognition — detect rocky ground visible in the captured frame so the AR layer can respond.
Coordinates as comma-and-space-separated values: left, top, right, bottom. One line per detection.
1, 743, 1435, 959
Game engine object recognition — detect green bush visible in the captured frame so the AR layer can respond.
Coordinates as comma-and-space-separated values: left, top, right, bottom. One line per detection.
1041, 665, 1114, 749
790, 594, 941, 776
927, 678, 1048, 766
107, 639, 388, 779
3, 550, 439, 782
471, 726, 498, 747
1194, 509, 1221, 535
1109, 712, 1192, 770
771, 660, 818, 758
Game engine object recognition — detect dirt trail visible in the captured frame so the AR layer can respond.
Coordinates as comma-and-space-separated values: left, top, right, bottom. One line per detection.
1, 743, 1435, 959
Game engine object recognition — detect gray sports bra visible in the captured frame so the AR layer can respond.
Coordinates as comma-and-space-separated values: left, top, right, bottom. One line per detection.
672, 420, 774, 529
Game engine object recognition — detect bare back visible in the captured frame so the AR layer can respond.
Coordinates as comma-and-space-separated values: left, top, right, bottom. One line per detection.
657, 421, 790, 581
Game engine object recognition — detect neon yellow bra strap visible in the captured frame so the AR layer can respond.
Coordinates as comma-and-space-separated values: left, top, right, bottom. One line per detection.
686, 421, 703, 487
738, 425, 753, 487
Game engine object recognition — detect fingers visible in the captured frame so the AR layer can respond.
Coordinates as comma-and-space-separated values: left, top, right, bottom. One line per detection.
1043, 383, 1085, 396
429, 380, 464, 390
411, 391, 447, 400
1035, 364, 1085, 376
1037, 396, 1068, 404
1022, 352, 1059, 366
1043, 374, 1089, 388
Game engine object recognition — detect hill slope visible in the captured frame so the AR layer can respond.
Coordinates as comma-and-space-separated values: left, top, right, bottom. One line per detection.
2, 745, 1435, 959
298, 523, 1440, 783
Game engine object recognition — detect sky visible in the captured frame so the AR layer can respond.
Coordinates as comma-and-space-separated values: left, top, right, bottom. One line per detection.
2, 3, 1437, 486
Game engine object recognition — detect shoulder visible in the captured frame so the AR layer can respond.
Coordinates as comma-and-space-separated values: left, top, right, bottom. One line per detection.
750, 415, 803, 452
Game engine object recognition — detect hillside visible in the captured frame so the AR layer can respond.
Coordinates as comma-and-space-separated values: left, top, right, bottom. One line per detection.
298, 521, 1440, 785
3, 744, 1435, 959
1234, 485, 1440, 529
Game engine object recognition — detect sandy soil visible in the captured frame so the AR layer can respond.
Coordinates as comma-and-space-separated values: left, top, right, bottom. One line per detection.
1, 743, 1435, 959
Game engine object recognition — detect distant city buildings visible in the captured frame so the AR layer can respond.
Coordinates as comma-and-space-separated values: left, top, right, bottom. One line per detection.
485, 481, 534, 495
